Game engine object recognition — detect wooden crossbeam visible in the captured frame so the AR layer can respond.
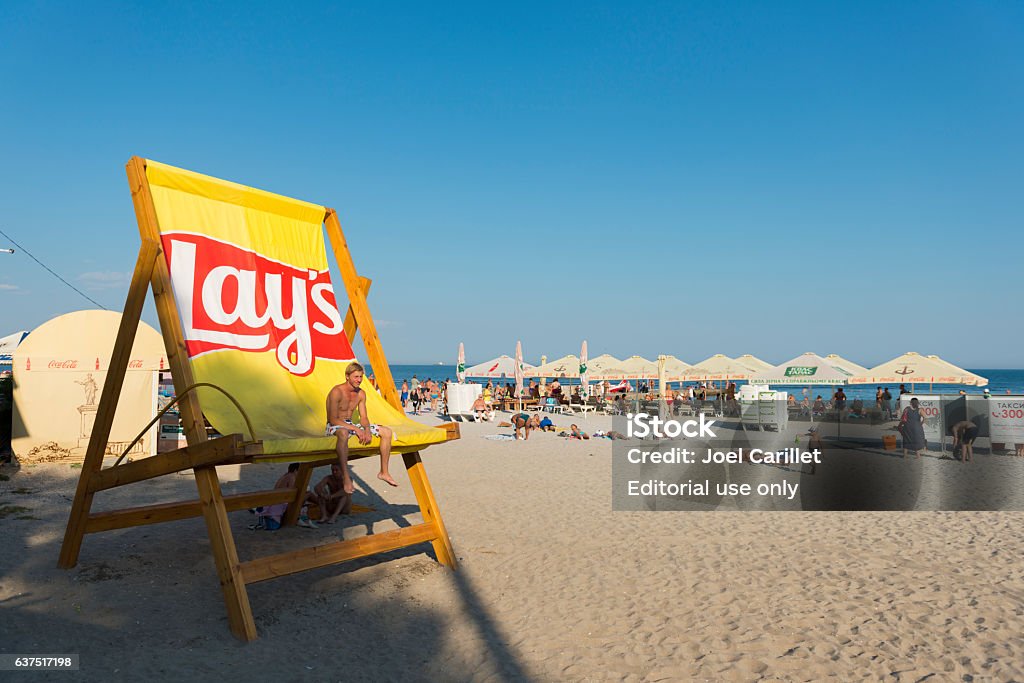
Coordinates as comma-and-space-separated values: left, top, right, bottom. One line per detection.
240, 522, 436, 584
88, 435, 248, 493
83, 488, 296, 534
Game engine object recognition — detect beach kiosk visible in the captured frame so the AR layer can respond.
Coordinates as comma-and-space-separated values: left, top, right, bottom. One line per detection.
11, 311, 165, 462
747, 352, 854, 428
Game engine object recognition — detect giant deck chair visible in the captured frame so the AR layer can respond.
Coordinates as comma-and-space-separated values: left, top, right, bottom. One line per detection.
58, 157, 459, 641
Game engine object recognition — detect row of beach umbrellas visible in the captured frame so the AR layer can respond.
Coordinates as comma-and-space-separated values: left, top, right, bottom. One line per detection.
457, 343, 988, 394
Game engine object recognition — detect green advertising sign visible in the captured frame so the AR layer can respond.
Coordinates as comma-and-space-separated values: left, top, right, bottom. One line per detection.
784, 366, 817, 377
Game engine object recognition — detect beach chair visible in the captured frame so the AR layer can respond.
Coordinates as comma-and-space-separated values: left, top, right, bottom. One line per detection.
58, 158, 459, 641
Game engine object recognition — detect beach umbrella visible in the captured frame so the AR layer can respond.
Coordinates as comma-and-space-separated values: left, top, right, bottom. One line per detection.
824, 354, 869, 376
532, 354, 580, 378
464, 355, 537, 379
926, 356, 987, 387
514, 341, 524, 408
749, 352, 854, 385
685, 355, 754, 381
660, 355, 691, 381
579, 341, 589, 399
0, 330, 29, 366
456, 342, 466, 383
617, 356, 659, 380
735, 354, 773, 372
586, 354, 627, 380
849, 352, 985, 387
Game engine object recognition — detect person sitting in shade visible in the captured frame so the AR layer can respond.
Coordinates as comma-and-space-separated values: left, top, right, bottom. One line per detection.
274, 463, 321, 528
812, 396, 826, 416
313, 463, 353, 524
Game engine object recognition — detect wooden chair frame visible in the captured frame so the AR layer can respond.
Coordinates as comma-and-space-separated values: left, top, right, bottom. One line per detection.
58, 157, 458, 641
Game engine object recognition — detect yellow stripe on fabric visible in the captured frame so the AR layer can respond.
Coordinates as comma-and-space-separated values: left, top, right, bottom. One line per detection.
145, 159, 325, 224
147, 175, 328, 271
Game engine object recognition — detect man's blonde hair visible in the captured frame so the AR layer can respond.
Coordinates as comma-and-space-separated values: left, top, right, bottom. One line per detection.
345, 362, 365, 378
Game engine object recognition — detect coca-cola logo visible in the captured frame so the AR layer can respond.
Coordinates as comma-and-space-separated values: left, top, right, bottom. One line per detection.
128, 360, 144, 369
163, 233, 353, 376
48, 360, 78, 369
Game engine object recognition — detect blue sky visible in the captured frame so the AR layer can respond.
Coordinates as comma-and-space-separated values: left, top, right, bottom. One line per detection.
1, 2, 1021, 367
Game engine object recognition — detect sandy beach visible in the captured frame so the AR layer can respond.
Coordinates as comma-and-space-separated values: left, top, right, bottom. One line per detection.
1, 409, 1022, 682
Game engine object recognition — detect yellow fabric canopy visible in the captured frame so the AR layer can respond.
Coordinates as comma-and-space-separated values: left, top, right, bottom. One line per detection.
145, 159, 446, 457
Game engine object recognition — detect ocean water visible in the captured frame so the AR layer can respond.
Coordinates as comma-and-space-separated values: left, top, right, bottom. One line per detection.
369, 364, 1024, 401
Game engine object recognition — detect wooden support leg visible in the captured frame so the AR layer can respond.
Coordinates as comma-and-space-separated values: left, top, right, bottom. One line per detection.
281, 463, 315, 527
403, 451, 457, 568
194, 466, 257, 641
59, 239, 160, 569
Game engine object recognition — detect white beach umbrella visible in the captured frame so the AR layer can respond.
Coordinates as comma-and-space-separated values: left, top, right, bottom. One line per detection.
0, 330, 29, 365
749, 352, 854, 385
926, 356, 987, 387
531, 354, 580, 378
660, 355, 691, 381
464, 355, 537, 379
579, 341, 589, 399
824, 354, 870, 377
685, 355, 754, 381
457, 342, 466, 383
735, 354, 773, 372
617, 355, 659, 380
586, 354, 627, 380
849, 352, 985, 387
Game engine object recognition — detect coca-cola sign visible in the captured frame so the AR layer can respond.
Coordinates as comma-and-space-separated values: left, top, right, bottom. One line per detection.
163, 233, 353, 376
48, 360, 78, 369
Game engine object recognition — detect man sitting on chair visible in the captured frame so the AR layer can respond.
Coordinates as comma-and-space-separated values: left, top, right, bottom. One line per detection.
326, 362, 397, 494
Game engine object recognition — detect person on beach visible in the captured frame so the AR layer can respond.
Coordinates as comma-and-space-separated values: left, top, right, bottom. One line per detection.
899, 397, 927, 458
410, 387, 422, 415
472, 394, 489, 421
325, 361, 397, 494
539, 415, 555, 432
950, 419, 979, 463
274, 463, 321, 528
400, 380, 409, 408
314, 463, 353, 524
569, 424, 589, 440
833, 388, 847, 416
512, 412, 539, 440
881, 387, 893, 420
812, 395, 826, 416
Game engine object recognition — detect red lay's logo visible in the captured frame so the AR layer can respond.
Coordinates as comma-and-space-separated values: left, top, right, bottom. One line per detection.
162, 233, 354, 376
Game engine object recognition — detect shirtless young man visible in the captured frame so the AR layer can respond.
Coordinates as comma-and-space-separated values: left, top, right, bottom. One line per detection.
325, 362, 397, 494
274, 463, 322, 527
314, 463, 353, 524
